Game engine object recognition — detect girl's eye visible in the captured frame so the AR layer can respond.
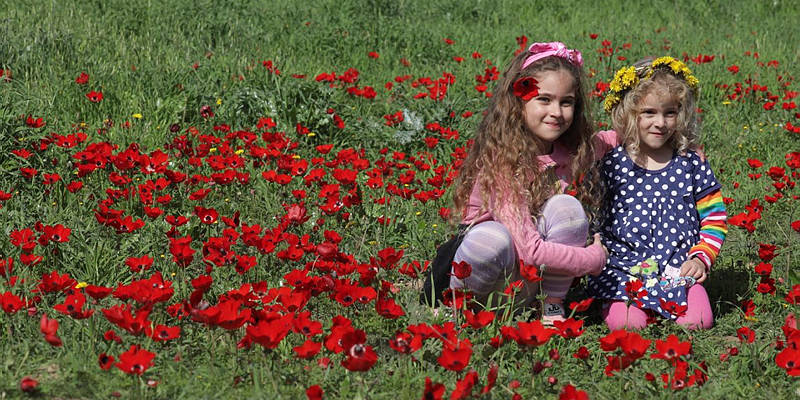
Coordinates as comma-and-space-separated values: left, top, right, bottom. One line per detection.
537, 97, 551, 103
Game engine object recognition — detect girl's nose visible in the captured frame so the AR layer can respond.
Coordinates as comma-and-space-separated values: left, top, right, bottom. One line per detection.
549, 103, 563, 117
654, 114, 665, 128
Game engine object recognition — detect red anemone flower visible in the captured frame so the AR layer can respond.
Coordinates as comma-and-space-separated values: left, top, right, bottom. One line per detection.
651, 334, 692, 363
86, 91, 103, 102
437, 338, 473, 371
98, 352, 115, 370
75, 72, 89, 84
422, 377, 446, 400
520, 260, 543, 282
25, 115, 45, 128
340, 329, 378, 371
39, 314, 62, 346
451, 260, 471, 279
20, 377, 38, 393
512, 77, 539, 101
194, 206, 219, 224
115, 345, 155, 375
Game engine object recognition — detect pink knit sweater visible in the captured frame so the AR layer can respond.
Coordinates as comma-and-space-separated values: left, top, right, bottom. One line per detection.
461, 131, 618, 276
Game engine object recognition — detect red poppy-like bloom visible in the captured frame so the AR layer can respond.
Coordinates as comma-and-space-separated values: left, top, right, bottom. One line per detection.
520, 260, 542, 282
246, 314, 292, 349
451, 260, 471, 279
75, 72, 89, 84
98, 353, 115, 370
651, 334, 692, 363
86, 91, 103, 102
567, 298, 592, 313
39, 314, 62, 346
200, 105, 214, 118
451, 370, 479, 400
757, 243, 777, 261
624, 279, 647, 307
736, 326, 756, 343
600, 329, 651, 375
776, 347, 800, 376
573, 346, 590, 360
20, 377, 38, 393
194, 206, 219, 224
147, 324, 181, 342
512, 77, 539, 101
511, 320, 558, 347
480, 363, 499, 395
659, 299, 688, 318
0, 291, 25, 314
306, 385, 324, 400
559, 384, 589, 400
785, 285, 800, 305
125, 255, 154, 273
553, 318, 585, 338
340, 329, 378, 371
115, 345, 156, 375
437, 338, 473, 371
293, 339, 322, 359
422, 377, 446, 400
25, 115, 45, 128
463, 309, 494, 330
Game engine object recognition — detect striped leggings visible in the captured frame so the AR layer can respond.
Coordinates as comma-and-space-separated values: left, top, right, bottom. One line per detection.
449, 194, 589, 307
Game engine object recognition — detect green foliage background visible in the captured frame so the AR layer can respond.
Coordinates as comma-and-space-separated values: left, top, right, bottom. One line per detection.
0, 0, 799, 398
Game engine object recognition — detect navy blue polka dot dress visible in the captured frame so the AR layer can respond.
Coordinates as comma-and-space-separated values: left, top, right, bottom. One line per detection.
587, 146, 721, 320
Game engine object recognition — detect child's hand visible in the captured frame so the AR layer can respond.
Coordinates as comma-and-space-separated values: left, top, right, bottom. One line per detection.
679, 258, 707, 283
589, 233, 608, 276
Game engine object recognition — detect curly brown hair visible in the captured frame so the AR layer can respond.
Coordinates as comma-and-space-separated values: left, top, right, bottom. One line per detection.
452, 51, 600, 224
610, 58, 700, 163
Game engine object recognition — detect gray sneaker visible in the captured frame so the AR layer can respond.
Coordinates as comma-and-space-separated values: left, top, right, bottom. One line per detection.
542, 302, 566, 325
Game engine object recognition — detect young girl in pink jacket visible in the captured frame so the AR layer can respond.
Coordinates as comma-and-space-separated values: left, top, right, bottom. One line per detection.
447, 42, 616, 322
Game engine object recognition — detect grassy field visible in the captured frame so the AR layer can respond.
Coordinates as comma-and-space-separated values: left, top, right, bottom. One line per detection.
1, 0, 799, 398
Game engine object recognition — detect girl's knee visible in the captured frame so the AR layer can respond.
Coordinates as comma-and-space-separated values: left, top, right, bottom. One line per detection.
602, 301, 648, 331
457, 221, 514, 265
453, 221, 516, 294
676, 285, 713, 330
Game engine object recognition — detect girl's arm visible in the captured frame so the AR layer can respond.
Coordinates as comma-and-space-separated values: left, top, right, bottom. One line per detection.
687, 189, 728, 269
592, 130, 619, 160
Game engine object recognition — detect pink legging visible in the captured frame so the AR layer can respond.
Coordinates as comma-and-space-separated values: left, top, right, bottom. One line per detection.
603, 284, 713, 330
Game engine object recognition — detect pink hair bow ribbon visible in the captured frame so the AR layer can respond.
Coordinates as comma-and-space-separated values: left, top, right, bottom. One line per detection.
522, 41, 583, 69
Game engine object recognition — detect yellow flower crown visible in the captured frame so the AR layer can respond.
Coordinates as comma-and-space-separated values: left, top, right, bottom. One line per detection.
603, 56, 699, 112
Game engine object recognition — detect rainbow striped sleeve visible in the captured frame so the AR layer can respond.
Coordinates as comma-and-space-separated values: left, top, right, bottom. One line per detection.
688, 189, 728, 269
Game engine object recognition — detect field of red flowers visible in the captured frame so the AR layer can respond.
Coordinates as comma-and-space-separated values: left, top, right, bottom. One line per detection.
1, 1, 799, 399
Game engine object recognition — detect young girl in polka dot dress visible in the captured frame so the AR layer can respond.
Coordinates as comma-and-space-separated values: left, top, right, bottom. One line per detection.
587, 57, 728, 330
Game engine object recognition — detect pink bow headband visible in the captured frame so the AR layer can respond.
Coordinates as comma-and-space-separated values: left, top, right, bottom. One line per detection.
521, 42, 583, 69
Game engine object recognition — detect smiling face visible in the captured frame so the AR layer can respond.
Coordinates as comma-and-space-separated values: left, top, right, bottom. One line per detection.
522, 69, 576, 153
636, 88, 679, 156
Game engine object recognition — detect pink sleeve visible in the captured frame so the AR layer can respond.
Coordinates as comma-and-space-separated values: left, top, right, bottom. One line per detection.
592, 130, 619, 161
484, 186, 606, 276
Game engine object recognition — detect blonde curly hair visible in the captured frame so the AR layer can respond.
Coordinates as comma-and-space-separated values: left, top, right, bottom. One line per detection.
452, 51, 600, 224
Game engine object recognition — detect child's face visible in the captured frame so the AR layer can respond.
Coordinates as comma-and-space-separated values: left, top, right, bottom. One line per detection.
636, 90, 679, 154
522, 69, 576, 152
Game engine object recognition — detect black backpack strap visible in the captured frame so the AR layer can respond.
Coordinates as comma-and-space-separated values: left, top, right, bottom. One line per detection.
420, 224, 470, 306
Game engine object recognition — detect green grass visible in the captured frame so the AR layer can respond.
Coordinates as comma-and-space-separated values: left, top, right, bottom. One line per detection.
1, 0, 799, 398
